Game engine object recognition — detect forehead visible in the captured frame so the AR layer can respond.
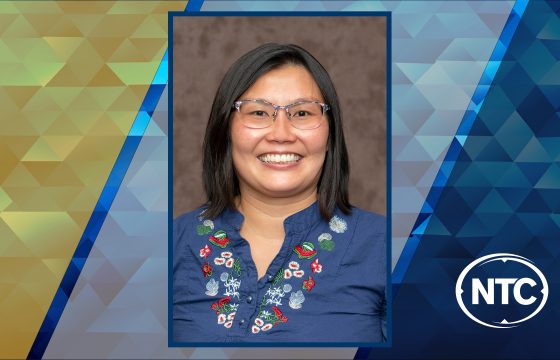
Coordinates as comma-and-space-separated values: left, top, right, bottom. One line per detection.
240, 65, 324, 103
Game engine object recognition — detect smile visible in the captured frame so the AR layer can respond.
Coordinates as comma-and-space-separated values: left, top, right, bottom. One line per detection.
257, 153, 302, 164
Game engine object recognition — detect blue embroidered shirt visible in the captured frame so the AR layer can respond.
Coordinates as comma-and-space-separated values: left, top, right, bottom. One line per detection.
173, 201, 386, 343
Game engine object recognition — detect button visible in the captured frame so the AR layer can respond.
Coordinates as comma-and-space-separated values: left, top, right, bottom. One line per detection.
267, 275, 273, 281
239, 319, 245, 326
246, 296, 253, 303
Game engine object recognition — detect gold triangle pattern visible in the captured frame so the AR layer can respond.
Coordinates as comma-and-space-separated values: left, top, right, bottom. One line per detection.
0, 1, 185, 358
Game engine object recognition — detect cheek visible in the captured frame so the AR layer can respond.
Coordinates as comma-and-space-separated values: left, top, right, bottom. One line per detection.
230, 125, 258, 160
305, 128, 329, 155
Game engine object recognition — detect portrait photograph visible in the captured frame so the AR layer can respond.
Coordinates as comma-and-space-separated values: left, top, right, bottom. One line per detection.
170, 14, 388, 345
4, 1, 558, 359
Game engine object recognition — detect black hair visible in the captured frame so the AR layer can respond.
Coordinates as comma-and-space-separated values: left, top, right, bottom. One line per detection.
202, 43, 351, 220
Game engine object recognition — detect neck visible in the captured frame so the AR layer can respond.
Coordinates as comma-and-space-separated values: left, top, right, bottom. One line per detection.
237, 189, 317, 237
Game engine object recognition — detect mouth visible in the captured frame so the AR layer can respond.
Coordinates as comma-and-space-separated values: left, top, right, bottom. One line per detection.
257, 153, 302, 164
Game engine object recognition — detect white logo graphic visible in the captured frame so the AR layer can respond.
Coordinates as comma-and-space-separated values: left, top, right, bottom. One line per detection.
455, 253, 548, 328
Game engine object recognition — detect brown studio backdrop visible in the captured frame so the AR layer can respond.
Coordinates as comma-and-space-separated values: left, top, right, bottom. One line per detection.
173, 16, 386, 217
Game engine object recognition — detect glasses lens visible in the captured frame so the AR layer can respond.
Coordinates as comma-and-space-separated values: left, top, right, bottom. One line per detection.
237, 101, 274, 128
288, 102, 325, 129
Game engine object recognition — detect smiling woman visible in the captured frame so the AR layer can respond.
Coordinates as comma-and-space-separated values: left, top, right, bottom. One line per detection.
173, 43, 386, 344
231, 65, 331, 280
231, 66, 329, 209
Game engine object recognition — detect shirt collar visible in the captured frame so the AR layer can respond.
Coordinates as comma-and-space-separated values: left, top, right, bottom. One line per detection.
221, 200, 323, 234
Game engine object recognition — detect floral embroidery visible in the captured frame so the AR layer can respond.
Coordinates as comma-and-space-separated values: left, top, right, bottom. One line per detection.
212, 251, 239, 273
253, 306, 288, 332
293, 241, 317, 259
197, 219, 214, 235
193, 212, 346, 335
284, 269, 292, 279
199, 244, 212, 258
256, 270, 285, 329
264, 285, 289, 306
252, 317, 274, 333
284, 261, 304, 279
329, 215, 347, 233
303, 275, 315, 292
217, 312, 236, 328
195, 224, 243, 327
318, 232, 335, 251
202, 262, 212, 277
205, 278, 219, 296
256, 234, 326, 330
211, 296, 232, 313
209, 230, 230, 248
232, 258, 242, 277
310, 258, 322, 273
271, 306, 289, 325
289, 290, 305, 309
221, 272, 241, 300
211, 296, 237, 328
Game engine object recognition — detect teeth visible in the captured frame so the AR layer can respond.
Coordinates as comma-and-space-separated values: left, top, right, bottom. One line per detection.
258, 153, 301, 164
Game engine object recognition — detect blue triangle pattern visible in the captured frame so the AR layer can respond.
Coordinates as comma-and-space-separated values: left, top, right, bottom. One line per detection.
368, 0, 560, 358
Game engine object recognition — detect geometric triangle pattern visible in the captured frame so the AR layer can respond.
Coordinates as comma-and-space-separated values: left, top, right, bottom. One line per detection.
383, 0, 516, 270
0, 1, 185, 359
365, 0, 560, 358
0, 0, 536, 359
44, 85, 194, 359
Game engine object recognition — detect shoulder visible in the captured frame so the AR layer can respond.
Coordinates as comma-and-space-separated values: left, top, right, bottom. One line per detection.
173, 206, 208, 237
335, 207, 386, 269
173, 205, 218, 270
329, 207, 385, 237
349, 207, 386, 235
173, 205, 211, 257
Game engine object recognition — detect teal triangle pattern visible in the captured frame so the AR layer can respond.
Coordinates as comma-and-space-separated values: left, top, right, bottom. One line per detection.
367, 0, 560, 358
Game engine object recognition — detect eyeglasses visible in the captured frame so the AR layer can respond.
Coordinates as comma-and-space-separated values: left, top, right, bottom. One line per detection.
232, 99, 330, 130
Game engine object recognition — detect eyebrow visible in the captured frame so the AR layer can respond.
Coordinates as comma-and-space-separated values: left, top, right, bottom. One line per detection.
249, 97, 325, 104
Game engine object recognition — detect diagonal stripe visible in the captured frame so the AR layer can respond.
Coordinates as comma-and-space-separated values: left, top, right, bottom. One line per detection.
166, 0, 204, 346
27, 51, 169, 360
187, 0, 204, 11
392, 0, 529, 284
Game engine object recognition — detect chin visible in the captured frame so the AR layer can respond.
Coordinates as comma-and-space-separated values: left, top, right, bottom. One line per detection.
260, 184, 313, 198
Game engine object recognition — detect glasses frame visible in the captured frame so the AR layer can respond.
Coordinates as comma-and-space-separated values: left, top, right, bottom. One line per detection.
232, 99, 330, 130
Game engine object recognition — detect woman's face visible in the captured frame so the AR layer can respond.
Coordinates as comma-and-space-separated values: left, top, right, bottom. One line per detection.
230, 65, 329, 201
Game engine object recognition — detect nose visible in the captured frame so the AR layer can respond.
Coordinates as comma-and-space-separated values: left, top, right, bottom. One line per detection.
266, 108, 297, 142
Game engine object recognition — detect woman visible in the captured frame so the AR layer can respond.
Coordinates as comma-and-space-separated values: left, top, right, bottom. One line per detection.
173, 43, 386, 343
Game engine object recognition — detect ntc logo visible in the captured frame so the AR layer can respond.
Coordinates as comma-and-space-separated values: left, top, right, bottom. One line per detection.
456, 253, 548, 329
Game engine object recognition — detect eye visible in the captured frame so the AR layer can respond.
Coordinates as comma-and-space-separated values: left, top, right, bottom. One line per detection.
289, 102, 322, 118
250, 110, 269, 117
239, 102, 272, 117
293, 110, 310, 117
